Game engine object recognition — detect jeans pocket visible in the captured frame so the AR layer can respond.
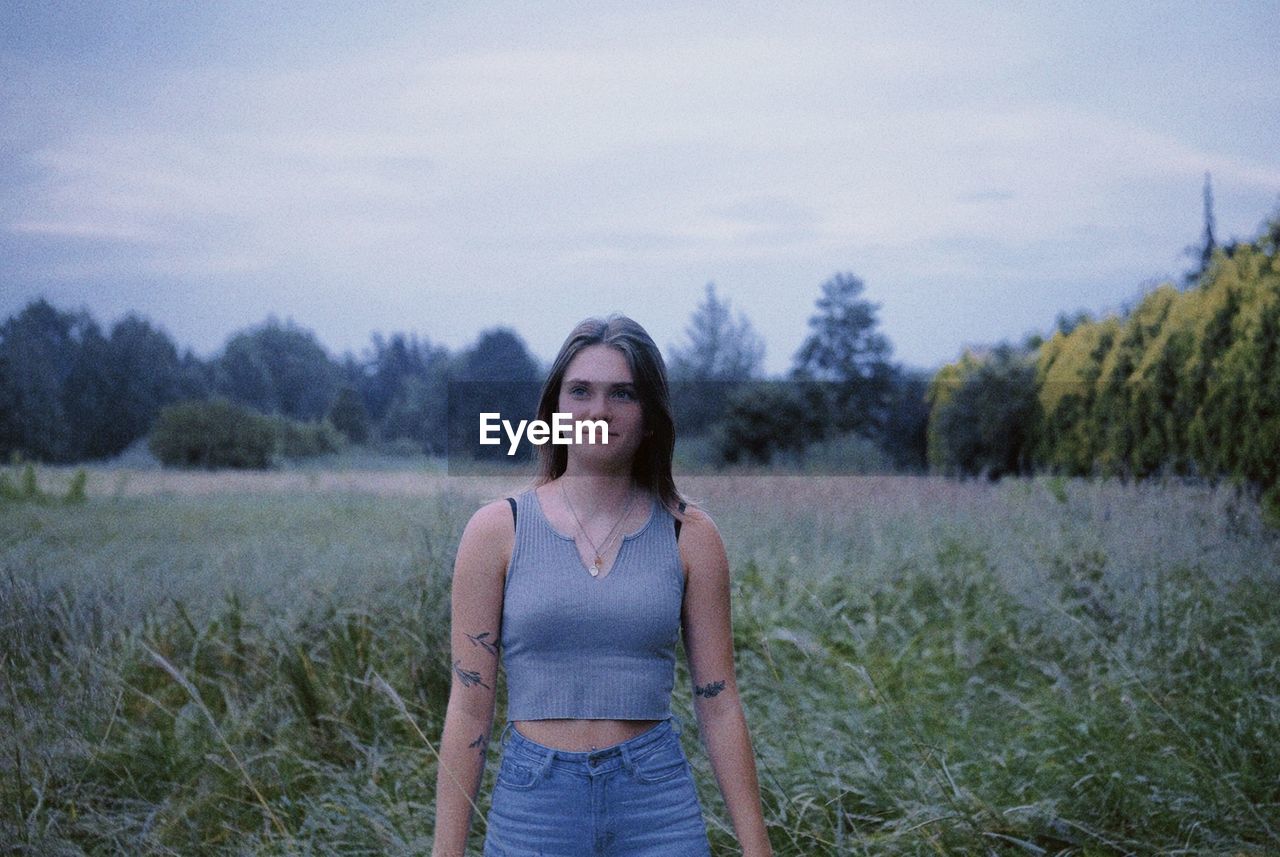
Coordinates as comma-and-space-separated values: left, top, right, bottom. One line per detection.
630, 737, 689, 784
496, 753, 542, 791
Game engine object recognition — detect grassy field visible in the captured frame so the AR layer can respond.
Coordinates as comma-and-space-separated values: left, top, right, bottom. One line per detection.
2, 465, 1278, 855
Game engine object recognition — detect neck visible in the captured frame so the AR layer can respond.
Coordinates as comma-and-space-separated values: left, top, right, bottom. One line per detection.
557, 470, 634, 502
560, 450, 633, 481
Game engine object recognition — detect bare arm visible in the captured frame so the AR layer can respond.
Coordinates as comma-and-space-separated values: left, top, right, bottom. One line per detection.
431, 500, 511, 857
680, 507, 774, 857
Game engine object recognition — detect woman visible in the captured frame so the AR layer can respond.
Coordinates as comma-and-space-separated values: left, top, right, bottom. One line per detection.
431, 315, 773, 857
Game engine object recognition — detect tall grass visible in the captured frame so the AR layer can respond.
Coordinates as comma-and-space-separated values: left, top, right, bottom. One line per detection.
1, 471, 1277, 854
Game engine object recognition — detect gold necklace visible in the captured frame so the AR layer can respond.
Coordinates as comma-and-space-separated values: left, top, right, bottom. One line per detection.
559, 481, 638, 577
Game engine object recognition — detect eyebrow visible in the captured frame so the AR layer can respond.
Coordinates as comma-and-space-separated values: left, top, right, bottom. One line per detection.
565, 378, 635, 388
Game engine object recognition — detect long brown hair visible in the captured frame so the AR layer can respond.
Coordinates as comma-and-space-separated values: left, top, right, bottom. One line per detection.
532, 315, 686, 516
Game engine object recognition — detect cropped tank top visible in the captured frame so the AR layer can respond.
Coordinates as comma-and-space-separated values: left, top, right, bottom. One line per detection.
500, 488, 684, 720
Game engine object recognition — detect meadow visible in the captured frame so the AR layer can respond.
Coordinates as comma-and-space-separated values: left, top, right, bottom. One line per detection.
2, 464, 1278, 855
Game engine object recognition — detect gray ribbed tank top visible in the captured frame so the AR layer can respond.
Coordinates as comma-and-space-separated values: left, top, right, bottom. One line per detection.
500, 487, 684, 720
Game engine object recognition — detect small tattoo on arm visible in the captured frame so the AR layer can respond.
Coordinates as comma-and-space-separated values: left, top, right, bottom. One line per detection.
466, 630, 499, 656
695, 679, 726, 698
469, 733, 487, 758
452, 660, 491, 690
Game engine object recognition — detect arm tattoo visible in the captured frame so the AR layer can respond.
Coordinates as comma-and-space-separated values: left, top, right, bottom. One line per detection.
452, 659, 491, 690
695, 679, 726, 698
466, 630, 499, 656
468, 732, 488, 758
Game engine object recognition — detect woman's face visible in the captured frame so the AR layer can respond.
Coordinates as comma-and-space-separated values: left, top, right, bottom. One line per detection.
557, 344, 646, 468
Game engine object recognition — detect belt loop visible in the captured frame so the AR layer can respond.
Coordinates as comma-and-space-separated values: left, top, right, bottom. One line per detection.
619, 741, 637, 777
536, 747, 556, 781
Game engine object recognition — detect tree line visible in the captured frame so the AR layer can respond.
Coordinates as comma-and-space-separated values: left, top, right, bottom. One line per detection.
670, 278, 929, 471
4, 203, 1274, 504
0, 276, 926, 470
927, 214, 1280, 523
0, 302, 544, 466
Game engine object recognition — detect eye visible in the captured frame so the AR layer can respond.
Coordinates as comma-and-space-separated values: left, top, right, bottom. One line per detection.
612, 388, 637, 401
568, 385, 588, 397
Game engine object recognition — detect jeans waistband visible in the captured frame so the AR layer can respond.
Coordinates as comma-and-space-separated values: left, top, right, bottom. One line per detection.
499, 715, 683, 773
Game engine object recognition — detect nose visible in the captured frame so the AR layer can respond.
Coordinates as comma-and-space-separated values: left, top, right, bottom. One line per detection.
584, 392, 612, 421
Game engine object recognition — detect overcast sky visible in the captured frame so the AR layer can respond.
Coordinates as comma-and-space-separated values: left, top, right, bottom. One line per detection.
3, 1, 1278, 375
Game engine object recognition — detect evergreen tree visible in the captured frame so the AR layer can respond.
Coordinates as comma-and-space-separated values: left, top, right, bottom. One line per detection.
668, 283, 765, 436
668, 283, 765, 382
792, 272, 895, 437
1184, 171, 1218, 286
360, 331, 450, 442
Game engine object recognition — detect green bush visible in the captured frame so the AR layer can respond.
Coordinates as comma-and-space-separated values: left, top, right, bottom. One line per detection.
270, 414, 345, 460
927, 344, 1039, 479
714, 381, 824, 465
149, 399, 347, 469
1018, 220, 1280, 523
326, 385, 371, 444
148, 398, 278, 469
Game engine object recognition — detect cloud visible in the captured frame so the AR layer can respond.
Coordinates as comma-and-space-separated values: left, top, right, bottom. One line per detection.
3, 4, 1278, 372
9, 44, 1275, 269
9, 220, 163, 242
956, 190, 1016, 203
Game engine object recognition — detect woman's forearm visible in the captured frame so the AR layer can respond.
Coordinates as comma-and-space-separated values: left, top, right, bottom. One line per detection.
698, 703, 774, 856
431, 703, 495, 857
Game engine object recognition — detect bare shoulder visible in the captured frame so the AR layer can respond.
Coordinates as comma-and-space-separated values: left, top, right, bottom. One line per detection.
455, 498, 516, 579
675, 502, 715, 531
676, 504, 728, 573
466, 497, 516, 536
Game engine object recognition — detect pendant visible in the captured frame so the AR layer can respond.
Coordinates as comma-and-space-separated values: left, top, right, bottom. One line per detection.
590, 557, 602, 577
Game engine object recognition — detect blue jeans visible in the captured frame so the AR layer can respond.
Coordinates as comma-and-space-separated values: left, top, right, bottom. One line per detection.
482, 715, 713, 856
